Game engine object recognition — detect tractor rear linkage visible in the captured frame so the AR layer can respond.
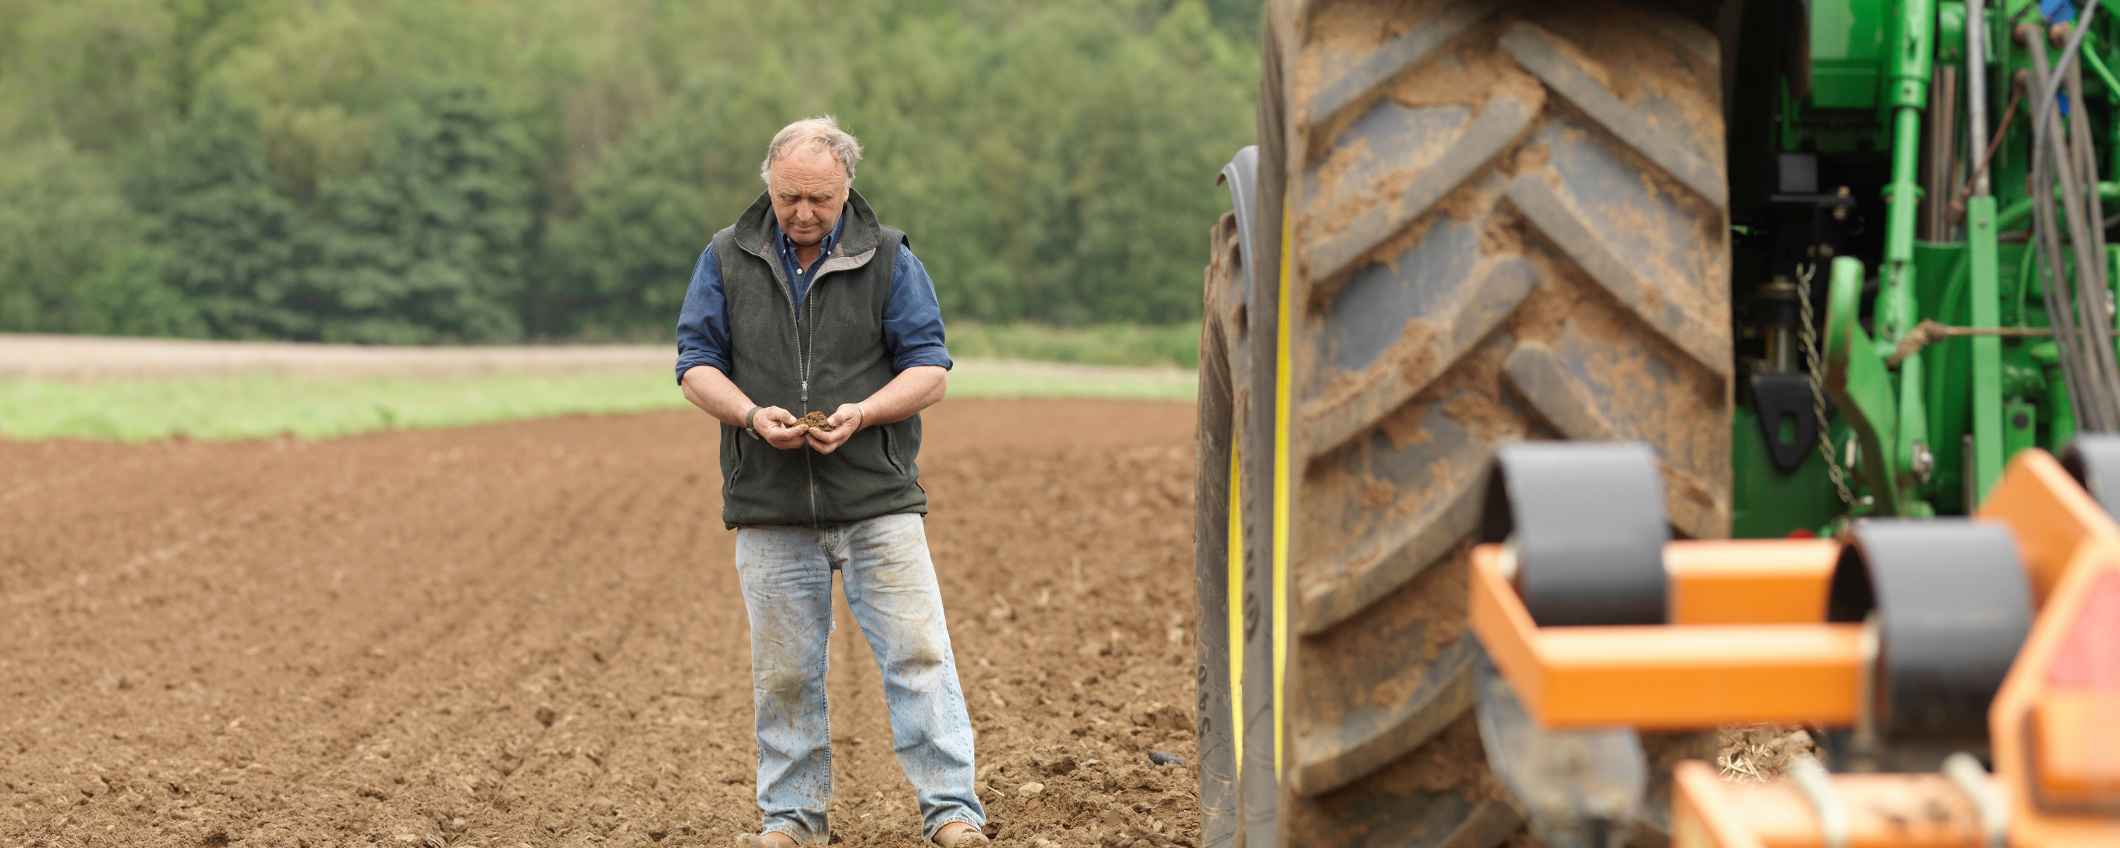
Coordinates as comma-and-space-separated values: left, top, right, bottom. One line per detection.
1468, 439, 2120, 847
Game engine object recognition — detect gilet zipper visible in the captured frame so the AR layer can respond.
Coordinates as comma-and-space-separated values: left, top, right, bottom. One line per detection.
743, 237, 832, 527
798, 286, 822, 527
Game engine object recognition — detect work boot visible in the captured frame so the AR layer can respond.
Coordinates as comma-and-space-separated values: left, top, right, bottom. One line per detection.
734, 831, 799, 847
932, 821, 990, 847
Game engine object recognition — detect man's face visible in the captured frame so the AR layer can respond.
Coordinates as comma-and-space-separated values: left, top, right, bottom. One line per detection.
768, 146, 849, 248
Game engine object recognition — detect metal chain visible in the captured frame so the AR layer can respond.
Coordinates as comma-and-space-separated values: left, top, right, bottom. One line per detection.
1796, 262, 1856, 505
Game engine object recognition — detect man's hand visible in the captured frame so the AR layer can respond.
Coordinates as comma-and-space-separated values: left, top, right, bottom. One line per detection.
752, 406, 808, 449
805, 403, 865, 454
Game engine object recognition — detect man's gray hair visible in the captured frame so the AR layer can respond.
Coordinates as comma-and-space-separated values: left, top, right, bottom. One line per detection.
759, 116, 863, 187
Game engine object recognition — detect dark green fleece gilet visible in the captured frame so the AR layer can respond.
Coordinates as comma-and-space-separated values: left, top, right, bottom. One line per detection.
710, 189, 928, 528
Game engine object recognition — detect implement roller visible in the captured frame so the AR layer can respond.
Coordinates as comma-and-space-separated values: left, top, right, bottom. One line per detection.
1470, 439, 2120, 846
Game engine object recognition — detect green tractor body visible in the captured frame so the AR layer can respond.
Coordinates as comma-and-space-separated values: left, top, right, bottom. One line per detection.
1732, 0, 2120, 535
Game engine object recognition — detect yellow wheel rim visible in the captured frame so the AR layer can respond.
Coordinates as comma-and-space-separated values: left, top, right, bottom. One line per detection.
1230, 199, 1294, 785
1272, 197, 1293, 780
1227, 441, 1244, 773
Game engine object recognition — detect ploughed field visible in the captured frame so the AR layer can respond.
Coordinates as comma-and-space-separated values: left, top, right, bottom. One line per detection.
0, 399, 1204, 847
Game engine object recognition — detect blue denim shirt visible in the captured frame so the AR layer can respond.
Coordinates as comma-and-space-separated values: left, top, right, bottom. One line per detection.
675, 212, 953, 384
776, 210, 843, 305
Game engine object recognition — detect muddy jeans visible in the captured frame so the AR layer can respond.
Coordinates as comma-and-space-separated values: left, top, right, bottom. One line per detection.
733, 512, 986, 844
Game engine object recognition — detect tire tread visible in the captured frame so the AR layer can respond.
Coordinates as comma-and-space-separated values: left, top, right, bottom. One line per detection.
1267, 2, 1732, 844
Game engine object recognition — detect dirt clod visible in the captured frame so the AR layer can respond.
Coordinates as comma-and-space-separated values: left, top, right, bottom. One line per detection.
794, 410, 833, 431
1036, 753, 1077, 775
1716, 725, 1817, 781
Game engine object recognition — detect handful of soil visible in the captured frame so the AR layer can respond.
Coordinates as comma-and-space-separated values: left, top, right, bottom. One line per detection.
794, 410, 835, 432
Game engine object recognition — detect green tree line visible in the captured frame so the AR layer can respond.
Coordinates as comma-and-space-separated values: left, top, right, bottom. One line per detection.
0, 0, 1259, 343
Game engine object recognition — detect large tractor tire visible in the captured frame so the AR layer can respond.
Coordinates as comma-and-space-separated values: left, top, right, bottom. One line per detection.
1200, 0, 1735, 844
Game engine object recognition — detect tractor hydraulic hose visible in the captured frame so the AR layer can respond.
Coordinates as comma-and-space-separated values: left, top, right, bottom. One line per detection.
1969, 0, 1993, 197
2031, 152, 2093, 428
2022, 45, 2078, 421
2061, 61, 2120, 430
2069, 63, 2102, 212
2051, 167, 2118, 429
2062, 54, 2120, 420
1928, 66, 1960, 241
2023, 43, 2101, 430
2055, 146, 2116, 428
1961, 78, 2028, 218
2069, 71, 2120, 384
2032, 0, 2101, 145
2026, 33, 2120, 429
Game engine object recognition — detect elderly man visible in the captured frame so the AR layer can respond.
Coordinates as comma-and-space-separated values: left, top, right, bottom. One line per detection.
674, 117, 989, 848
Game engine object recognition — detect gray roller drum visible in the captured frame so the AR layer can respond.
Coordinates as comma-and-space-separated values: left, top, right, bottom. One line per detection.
1481, 441, 1672, 627
1826, 521, 2034, 759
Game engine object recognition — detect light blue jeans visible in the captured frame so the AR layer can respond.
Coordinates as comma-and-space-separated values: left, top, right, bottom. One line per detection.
734, 512, 986, 844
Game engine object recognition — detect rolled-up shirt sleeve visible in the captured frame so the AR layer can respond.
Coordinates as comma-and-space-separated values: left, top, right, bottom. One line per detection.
884, 244, 953, 372
674, 247, 731, 385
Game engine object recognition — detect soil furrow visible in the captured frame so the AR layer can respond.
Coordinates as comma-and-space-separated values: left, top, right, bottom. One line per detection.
2, 400, 1200, 848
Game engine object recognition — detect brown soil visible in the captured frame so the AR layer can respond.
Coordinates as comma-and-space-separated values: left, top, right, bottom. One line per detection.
1714, 725, 1818, 782
795, 410, 833, 432
0, 398, 1201, 847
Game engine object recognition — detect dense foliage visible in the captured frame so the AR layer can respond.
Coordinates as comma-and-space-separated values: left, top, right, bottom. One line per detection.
0, 0, 1259, 343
